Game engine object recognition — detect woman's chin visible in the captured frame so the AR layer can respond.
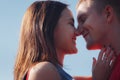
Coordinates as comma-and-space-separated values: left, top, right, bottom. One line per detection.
68, 48, 78, 54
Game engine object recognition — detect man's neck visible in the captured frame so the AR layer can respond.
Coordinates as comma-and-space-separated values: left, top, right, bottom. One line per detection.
109, 36, 120, 56
106, 24, 120, 56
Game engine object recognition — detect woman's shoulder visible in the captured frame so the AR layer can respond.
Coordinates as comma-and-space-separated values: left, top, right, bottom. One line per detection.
32, 61, 55, 70
28, 61, 61, 80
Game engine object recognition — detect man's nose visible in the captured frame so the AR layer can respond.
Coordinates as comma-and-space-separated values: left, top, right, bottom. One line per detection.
75, 27, 84, 36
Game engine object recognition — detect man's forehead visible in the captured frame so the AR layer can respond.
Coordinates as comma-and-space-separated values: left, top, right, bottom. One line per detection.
77, 4, 88, 14
77, 3, 88, 17
77, 1, 93, 17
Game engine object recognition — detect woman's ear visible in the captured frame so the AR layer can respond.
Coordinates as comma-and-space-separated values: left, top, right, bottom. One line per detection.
104, 5, 113, 24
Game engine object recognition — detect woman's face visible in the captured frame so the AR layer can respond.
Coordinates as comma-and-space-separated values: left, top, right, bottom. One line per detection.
54, 8, 77, 54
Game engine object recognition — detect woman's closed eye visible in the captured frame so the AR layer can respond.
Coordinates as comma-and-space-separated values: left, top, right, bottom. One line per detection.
69, 22, 75, 27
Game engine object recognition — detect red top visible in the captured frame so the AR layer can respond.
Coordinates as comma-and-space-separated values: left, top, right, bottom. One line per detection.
26, 69, 30, 80
23, 69, 30, 80
109, 54, 120, 80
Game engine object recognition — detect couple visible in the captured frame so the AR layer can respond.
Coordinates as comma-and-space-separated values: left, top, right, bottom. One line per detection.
14, 0, 120, 80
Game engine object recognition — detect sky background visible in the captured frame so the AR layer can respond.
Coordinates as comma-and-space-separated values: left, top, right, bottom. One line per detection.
0, 0, 100, 80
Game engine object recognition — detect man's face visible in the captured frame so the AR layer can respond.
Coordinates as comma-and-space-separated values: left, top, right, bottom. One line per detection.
77, 1, 108, 50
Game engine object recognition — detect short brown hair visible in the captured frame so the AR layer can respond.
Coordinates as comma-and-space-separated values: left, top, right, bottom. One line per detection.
77, 0, 120, 19
76, 0, 84, 9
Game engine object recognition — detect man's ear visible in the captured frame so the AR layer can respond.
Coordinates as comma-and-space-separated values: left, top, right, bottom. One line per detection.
104, 5, 113, 24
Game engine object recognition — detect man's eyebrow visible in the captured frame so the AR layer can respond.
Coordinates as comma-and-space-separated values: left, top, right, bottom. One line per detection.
77, 13, 82, 21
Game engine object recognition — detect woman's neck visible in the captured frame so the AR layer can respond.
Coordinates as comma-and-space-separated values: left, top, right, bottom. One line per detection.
56, 49, 65, 66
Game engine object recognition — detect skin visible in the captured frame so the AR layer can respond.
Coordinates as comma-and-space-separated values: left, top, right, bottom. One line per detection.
76, 1, 108, 50
76, 1, 120, 54
54, 8, 77, 65
28, 8, 77, 80
27, 3, 116, 80
28, 62, 61, 80
92, 47, 115, 80
74, 47, 115, 80
76, 0, 118, 80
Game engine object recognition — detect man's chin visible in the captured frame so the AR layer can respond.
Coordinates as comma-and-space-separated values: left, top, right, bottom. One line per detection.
86, 44, 101, 50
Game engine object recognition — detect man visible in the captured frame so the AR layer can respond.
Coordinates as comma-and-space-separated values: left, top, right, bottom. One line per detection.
76, 0, 120, 80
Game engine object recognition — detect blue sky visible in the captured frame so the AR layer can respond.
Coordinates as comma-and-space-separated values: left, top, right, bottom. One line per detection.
0, 0, 100, 80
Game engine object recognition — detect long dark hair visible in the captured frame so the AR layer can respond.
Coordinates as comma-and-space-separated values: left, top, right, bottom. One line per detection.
14, 1, 67, 80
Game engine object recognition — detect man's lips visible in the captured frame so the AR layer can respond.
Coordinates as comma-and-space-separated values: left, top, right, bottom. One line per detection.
72, 37, 76, 40
83, 32, 89, 38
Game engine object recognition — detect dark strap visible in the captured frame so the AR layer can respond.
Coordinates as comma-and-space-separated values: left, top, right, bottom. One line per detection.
22, 70, 29, 80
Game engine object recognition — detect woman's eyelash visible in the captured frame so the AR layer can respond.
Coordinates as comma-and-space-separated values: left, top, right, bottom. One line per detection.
70, 22, 75, 27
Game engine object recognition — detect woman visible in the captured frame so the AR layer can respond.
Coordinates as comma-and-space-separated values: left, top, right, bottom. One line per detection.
14, 1, 115, 80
